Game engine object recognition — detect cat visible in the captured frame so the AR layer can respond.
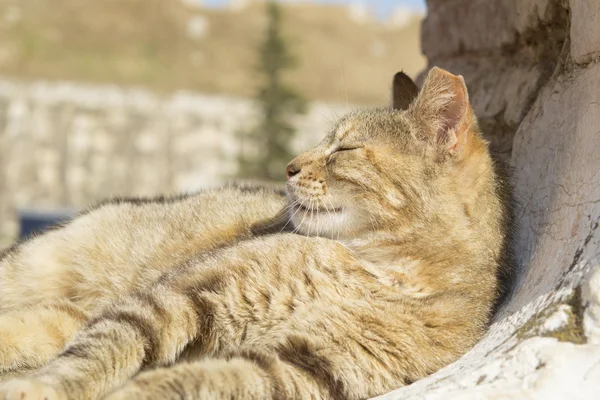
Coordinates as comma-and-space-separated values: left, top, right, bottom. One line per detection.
0, 67, 514, 400
0, 184, 289, 374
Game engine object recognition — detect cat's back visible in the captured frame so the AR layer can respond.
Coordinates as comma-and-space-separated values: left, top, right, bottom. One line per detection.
0, 185, 287, 312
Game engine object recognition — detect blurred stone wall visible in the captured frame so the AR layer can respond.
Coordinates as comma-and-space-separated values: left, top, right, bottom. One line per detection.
0, 79, 352, 237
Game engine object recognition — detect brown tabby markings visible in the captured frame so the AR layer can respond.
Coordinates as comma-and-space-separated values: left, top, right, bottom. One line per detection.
0, 67, 514, 400
0, 185, 288, 374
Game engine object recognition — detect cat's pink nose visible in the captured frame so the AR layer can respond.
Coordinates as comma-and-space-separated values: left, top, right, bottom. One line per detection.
286, 163, 300, 179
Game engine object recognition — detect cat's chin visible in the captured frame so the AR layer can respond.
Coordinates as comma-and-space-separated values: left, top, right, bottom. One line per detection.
289, 203, 350, 238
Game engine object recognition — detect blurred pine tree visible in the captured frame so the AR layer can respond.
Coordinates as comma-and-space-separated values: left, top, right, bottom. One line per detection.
237, 1, 306, 182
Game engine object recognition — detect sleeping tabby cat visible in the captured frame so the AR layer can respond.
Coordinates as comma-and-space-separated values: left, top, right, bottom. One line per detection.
0, 67, 513, 400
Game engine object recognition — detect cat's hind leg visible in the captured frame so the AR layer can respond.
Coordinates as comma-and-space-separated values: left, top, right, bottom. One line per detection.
0, 285, 202, 400
0, 300, 89, 374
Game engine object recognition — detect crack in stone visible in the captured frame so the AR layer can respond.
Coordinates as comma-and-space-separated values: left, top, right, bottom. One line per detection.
568, 217, 600, 274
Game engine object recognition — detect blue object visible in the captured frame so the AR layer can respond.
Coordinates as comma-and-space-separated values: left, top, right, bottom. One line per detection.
18, 209, 74, 241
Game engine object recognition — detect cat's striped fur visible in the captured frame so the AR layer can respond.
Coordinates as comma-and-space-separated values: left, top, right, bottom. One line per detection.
0, 67, 513, 400
0, 185, 288, 373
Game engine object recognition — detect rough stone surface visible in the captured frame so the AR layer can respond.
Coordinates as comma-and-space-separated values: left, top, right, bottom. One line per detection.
420, 0, 569, 159
373, 0, 600, 398
510, 63, 600, 310
422, 0, 516, 58
570, 0, 600, 63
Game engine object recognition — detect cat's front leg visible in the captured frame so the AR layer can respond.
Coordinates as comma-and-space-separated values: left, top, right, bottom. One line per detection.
0, 300, 89, 375
0, 379, 62, 400
0, 284, 203, 400
103, 350, 327, 400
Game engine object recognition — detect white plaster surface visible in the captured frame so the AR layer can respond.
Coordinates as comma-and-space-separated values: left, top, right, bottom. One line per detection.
570, 0, 600, 64
583, 267, 600, 344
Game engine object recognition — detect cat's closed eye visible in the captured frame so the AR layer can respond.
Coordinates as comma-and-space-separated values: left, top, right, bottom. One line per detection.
334, 146, 361, 153
327, 146, 361, 163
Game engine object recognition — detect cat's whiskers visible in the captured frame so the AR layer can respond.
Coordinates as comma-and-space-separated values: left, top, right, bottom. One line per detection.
289, 200, 304, 236
333, 197, 349, 241
325, 102, 340, 122
317, 167, 338, 237
298, 198, 314, 254
323, 196, 339, 239
278, 198, 303, 233
260, 198, 296, 233
294, 197, 311, 237
307, 199, 316, 256
315, 197, 320, 236
319, 196, 330, 233
316, 110, 335, 127
306, 199, 313, 237
273, 200, 297, 222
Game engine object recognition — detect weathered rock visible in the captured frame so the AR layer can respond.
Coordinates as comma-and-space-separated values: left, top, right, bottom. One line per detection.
420, 0, 569, 159
422, 0, 516, 58
570, 0, 600, 64
510, 63, 600, 309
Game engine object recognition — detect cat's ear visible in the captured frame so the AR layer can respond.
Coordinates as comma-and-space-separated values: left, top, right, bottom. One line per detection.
392, 71, 419, 111
410, 67, 470, 154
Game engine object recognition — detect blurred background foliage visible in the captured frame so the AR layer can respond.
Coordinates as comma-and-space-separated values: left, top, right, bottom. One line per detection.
237, 2, 307, 181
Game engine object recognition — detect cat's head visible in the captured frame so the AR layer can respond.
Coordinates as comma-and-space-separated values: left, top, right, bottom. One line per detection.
285, 67, 500, 242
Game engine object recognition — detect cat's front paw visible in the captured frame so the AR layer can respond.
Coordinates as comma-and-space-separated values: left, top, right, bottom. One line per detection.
0, 379, 62, 400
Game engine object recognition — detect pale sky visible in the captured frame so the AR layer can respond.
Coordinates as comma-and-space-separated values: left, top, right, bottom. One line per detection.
203, 0, 427, 18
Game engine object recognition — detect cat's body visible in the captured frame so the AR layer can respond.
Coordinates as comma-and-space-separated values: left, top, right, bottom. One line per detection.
0, 68, 514, 400
0, 185, 288, 372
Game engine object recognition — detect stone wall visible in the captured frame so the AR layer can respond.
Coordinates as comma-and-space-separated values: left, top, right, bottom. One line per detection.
376, 0, 600, 398
419, 0, 570, 159
0, 79, 352, 237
